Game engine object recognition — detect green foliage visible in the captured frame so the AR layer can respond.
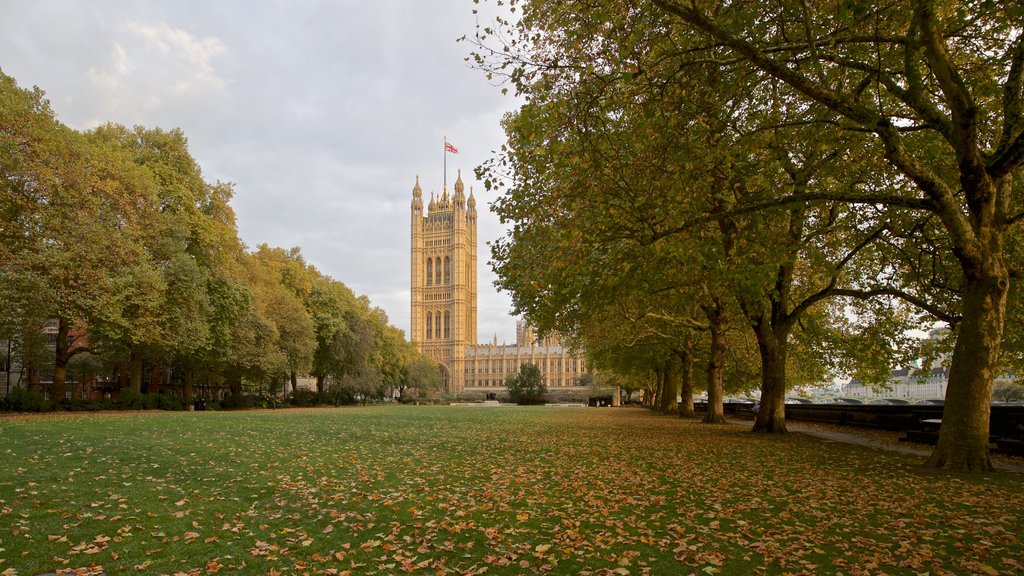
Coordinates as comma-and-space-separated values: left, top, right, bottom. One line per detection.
470, 0, 1024, 458
0, 386, 49, 412
992, 381, 1024, 402
505, 362, 547, 405
0, 70, 417, 409
400, 354, 443, 402
115, 389, 186, 411
289, 388, 319, 407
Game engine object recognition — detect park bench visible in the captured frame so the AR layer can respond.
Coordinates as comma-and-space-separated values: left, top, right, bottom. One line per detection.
993, 437, 1024, 456
900, 418, 942, 445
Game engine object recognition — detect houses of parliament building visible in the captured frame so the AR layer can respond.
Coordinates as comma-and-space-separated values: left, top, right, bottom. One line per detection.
410, 172, 588, 397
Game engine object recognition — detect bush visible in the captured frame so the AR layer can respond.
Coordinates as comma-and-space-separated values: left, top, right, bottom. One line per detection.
290, 388, 319, 407
219, 393, 259, 410
117, 388, 145, 410
152, 393, 185, 411
1, 386, 50, 412
115, 389, 186, 411
506, 363, 548, 405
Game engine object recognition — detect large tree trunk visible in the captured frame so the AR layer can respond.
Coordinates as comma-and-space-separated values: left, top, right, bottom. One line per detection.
652, 364, 664, 409
129, 349, 143, 393
184, 369, 195, 410
290, 370, 298, 394
316, 374, 326, 396
659, 356, 679, 412
927, 268, 1006, 471
50, 365, 66, 406
675, 346, 695, 418
703, 300, 727, 424
49, 318, 72, 404
752, 317, 789, 433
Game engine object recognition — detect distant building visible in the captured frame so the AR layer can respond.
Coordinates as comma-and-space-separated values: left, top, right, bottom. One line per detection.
409, 172, 588, 396
843, 367, 1020, 401
843, 367, 951, 400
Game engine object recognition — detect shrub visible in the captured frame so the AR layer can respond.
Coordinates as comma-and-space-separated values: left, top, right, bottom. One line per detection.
219, 393, 260, 410
117, 388, 145, 410
290, 388, 318, 407
153, 393, 185, 411
1, 387, 49, 412
505, 363, 547, 405
114, 390, 186, 411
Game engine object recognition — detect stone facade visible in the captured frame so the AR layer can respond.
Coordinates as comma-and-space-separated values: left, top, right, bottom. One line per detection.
410, 173, 588, 396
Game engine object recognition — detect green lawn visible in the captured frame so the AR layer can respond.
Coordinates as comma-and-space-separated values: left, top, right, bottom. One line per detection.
1, 407, 1021, 576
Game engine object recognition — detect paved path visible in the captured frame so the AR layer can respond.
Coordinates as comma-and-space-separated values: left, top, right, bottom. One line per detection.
787, 422, 1024, 474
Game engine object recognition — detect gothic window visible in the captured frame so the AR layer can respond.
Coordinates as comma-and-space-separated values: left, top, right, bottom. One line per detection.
426, 258, 433, 286
435, 257, 442, 285
444, 257, 451, 285
435, 312, 441, 339
426, 314, 432, 339
444, 311, 451, 339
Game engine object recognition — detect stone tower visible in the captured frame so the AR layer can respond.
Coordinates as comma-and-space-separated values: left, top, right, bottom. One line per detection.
410, 171, 477, 393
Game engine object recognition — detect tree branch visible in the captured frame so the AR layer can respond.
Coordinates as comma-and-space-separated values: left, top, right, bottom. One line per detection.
831, 287, 959, 324
653, 0, 980, 268
647, 190, 931, 244
787, 223, 890, 321
988, 34, 1024, 178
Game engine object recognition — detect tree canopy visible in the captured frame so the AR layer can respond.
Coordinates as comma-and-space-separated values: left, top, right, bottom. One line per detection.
0, 70, 435, 407
468, 0, 1023, 470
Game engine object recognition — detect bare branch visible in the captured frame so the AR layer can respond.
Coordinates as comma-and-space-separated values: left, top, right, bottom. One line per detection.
647, 190, 931, 244
831, 287, 960, 324
988, 34, 1024, 178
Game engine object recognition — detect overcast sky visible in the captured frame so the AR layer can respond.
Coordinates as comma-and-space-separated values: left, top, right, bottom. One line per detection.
0, 0, 524, 343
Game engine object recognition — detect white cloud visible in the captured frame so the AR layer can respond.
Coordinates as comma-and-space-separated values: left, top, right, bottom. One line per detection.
80, 19, 228, 127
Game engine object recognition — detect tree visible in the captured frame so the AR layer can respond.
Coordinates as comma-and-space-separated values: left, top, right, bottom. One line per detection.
651, 0, 1023, 471
1, 72, 167, 401
399, 353, 443, 402
505, 362, 547, 404
0, 69, 421, 410
470, 0, 1022, 470
253, 245, 316, 396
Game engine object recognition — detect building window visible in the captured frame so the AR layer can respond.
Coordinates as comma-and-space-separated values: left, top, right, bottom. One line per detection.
435, 257, 442, 285
426, 314, 432, 340
426, 259, 433, 286
435, 312, 442, 339
444, 311, 451, 339
444, 257, 451, 285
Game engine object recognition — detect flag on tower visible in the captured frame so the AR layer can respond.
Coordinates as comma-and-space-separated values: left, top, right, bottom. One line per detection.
445, 142, 459, 154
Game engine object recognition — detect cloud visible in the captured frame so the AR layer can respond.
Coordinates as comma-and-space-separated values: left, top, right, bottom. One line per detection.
123, 20, 227, 95
0, 0, 522, 344
80, 19, 229, 128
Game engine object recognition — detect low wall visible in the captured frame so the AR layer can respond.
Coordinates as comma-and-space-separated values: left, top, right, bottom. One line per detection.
695, 402, 1024, 438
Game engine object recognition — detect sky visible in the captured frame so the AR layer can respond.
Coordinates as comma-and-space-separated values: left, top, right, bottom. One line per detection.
0, 0, 523, 344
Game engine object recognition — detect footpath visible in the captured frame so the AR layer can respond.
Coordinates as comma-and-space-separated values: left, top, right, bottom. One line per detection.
786, 420, 1024, 474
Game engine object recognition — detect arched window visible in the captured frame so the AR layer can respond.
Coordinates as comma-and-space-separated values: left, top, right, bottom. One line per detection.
435, 257, 442, 285
426, 258, 433, 286
435, 312, 441, 339
426, 313, 432, 339
444, 257, 451, 285
444, 310, 451, 339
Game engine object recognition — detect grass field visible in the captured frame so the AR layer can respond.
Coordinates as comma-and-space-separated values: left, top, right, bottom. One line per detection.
1, 406, 1021, 576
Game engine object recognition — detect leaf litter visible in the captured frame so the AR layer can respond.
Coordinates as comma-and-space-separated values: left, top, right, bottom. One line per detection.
0, 407, 1021, 575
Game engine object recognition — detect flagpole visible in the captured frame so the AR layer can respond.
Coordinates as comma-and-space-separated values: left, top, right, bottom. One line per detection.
443, 136, 447, 190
